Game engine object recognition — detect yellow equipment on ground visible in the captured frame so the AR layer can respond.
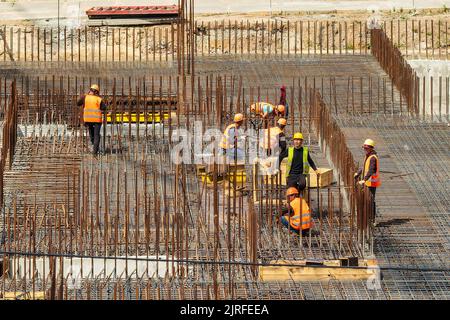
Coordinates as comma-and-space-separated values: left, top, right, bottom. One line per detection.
1, 291, 45, 300
228, 170, 246, 184
196, 164, 246, 185
106, 112, 170, 124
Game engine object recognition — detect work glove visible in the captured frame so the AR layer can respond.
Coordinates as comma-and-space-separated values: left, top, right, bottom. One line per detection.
358, 180, 366, 186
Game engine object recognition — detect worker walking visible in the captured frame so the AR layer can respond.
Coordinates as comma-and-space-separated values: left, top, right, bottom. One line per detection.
77, 84, 107, 156
250, 102, 285, 119
278, 132, 320, 193
262, 118, 287, 156
219, 113, 245, 160
355, 138, 381, 222
279, 187, 312, 235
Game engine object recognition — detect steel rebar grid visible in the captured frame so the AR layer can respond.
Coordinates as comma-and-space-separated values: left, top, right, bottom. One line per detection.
0, 74, 385, 300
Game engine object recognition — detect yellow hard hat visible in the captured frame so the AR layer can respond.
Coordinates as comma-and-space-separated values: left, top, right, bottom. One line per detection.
363, 139, 375, 147
90, 84, 100, 92
293, 132, 303, 140
234, 113, 244, 122
277, 118, 287, 126
286, 187, 299, 197
276, 105, 286, 114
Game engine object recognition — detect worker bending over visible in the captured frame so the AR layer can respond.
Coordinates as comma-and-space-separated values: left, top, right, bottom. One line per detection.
262, 118, 287, 156
278, 132, 320, 193
77, 84, 107, 156
354, 138, 381, 222
279, 187, 312, 235
219, 113, 245, 160
250, 102, 285, 119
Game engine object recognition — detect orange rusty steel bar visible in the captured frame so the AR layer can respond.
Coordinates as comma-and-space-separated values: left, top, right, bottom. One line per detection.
370, 28, 419, 116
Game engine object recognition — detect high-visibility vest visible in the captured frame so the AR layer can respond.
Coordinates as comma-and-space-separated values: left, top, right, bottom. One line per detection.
219, 123, 238, 149
262, 126, 282, 150
364, 154, 381, 187
251, 102, 275, 116
285, 147, 309, 178
288, 197, 312, 230
83, 94, 103, 123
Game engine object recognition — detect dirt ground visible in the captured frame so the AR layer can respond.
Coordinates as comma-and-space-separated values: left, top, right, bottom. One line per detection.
0, 8, 449, 62
196, 7, 450, 22
1, 7, 449, 26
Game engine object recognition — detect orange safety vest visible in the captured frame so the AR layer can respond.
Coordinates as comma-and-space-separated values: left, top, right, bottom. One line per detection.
287, 197, 312, 231
219, 123, 238, 149
262, 126, 282, 150
364, 154, 381, 187
83, 94, 103, 123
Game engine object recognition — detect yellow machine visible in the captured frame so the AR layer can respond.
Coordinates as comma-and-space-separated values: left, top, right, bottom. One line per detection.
104, 94, 177, 124
1, 291, 45, 300
106, 111, 171, 124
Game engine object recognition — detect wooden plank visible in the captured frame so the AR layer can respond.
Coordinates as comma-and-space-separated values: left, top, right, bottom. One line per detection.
260, 259, 377, 281
308, 167, 333, 188
279, 159, 333, 187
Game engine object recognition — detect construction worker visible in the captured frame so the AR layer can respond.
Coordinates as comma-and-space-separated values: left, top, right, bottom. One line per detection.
219, 113, 245, 160
262, 118, 287, 156
77, 84, 106, 156
250, 102, 285, 119
279, 187, 312, 235
278, 132, 320, 192
279, 85, 288, 117
354, 138, 381, 221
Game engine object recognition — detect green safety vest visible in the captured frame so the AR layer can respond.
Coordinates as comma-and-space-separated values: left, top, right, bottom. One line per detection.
285, 147, 309, 177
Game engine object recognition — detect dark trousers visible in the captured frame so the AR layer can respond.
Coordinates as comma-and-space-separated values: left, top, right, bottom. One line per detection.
369, 187, 377, 217
287, 173, 307, 191
85, 122, 102, 154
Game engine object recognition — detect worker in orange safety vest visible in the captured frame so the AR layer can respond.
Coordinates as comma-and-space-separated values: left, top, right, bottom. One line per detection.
219, 113, 245, 160
279, 187, 312, 235
354, 138, 381, 223
262, 118, 287, 156
77, 84, 107, 156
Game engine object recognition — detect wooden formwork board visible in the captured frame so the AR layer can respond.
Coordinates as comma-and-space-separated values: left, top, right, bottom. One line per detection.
259, 259, 378, 282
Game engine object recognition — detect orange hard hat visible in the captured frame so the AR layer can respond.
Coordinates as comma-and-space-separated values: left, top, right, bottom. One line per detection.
278, 118, 287, 126
286, 187, 299, 197
276, 105, 286, 114
234, 113, 244, 122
